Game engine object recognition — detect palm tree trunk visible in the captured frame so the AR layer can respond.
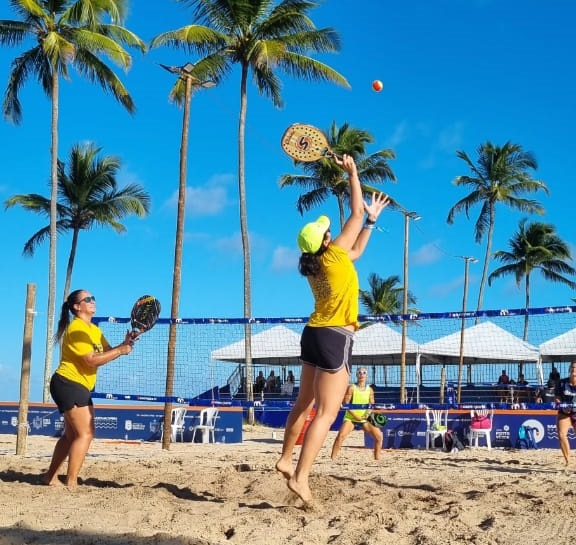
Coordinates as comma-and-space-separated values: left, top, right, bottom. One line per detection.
43, 71, 59, 402
475, 206, 495, 324
162, 71, 192, 449
239, 64, 254, 423
63, 228, 80, 301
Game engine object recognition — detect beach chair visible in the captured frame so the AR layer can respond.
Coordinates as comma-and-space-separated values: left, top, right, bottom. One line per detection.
425, 408, 448, 450
468, 408, 494, 449
160, 406, 187, 443
191, 407, 219, 443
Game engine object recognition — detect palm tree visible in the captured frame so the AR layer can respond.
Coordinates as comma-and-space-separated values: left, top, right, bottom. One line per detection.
150, 0, 349, 409
447, 142, 549, 321
280, 121, 396, 228
359, 273, 418, 320
5, 142, 151, 301
488, 218, 576, 340
1, 0, 146, 401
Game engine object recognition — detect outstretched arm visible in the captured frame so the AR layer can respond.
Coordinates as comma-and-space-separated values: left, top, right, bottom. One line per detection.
348, 191, 390, 261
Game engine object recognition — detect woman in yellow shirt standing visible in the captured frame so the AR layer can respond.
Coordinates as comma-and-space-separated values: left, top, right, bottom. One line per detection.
331, 367, 383, 460
276, 154, 389, 505
42, 289, 134, 488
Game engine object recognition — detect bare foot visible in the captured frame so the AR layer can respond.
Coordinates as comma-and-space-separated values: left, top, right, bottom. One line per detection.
275, 459, 294, 480
287, 476, 312, 504
40, 474, 62, 486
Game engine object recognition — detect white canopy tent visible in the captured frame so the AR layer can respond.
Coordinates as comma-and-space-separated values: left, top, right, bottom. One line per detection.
351, 322, 419, 364
210, 325, 301, 365
539, 327, 576, 363
418, 321, 543, 389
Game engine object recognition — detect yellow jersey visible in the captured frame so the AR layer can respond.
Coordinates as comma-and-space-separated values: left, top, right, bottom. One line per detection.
55, 317, 111, 391
307, 244, 359, 329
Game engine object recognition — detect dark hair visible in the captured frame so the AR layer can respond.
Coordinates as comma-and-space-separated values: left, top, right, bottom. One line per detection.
298, 245, 328, 277
54, 289, 85, 344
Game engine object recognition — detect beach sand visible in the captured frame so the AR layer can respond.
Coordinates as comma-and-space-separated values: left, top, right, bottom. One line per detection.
0, 427, 573, 545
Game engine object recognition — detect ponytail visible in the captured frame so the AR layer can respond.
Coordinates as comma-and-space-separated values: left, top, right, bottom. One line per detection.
54, 289, 84, 344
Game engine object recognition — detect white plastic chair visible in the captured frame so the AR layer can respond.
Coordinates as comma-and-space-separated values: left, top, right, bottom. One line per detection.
425, 408, 449, 450
160, 406, 187, 443
468, 408, 494, 449
191, 407, 219, 443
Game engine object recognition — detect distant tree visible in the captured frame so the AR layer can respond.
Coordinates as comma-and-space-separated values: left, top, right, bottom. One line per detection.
359, 273, 418, 320
150, 0, 349, 411
447, 142, 549, 320
1, 0, 145, 401
488, 218, 576, 340
280, 121, 396, 229
5, 142, 151, 302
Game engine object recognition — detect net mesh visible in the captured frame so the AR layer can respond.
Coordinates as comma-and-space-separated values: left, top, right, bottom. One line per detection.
92, 305, 576, 405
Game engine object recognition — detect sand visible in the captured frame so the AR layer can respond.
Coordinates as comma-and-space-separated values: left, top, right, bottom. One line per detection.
0, 427, 574, 545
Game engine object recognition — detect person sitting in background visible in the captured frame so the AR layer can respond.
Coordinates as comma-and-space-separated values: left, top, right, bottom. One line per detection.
281, 370, 295, 396
254, 371, 266, 394
266, 370, 277, 393
549, 366, 561, 384
515, 373, 530, 403
497, 369, 511, 402
536, 379, 557, 404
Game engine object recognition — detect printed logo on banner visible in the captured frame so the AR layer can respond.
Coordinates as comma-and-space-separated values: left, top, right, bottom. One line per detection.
521, 419, 544, 443
10, 417, 17, 427
95, 417, 118, 430
125, 420, 133, 431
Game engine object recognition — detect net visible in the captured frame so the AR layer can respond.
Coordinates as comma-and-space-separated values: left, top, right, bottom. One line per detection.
92, 305, 576, 406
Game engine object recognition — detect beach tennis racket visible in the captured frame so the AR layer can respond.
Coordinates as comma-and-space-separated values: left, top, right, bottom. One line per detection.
281, 123, 340, 162
130, 295, 161, 339
367, 413, 388, 428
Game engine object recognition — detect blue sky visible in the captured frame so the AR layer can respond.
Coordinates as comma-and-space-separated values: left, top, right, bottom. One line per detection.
1, 1, 575, 402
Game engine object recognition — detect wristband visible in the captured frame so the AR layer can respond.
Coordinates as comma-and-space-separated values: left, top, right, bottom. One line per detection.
365, 217, 376, 225
363, 223, 375, 230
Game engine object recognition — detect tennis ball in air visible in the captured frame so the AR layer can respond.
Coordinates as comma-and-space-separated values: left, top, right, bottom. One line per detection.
372, 80, 383, 92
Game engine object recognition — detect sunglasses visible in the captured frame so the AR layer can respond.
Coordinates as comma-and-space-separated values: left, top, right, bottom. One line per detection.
357, 371, 367, 375
81, 296, 96, 303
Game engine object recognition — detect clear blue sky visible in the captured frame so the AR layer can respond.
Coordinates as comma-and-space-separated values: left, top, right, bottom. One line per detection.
1, 1, 574, 401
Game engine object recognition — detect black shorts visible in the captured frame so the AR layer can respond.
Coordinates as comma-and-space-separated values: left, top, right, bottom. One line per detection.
300, 325, 353, 373
50, 373, 93, 414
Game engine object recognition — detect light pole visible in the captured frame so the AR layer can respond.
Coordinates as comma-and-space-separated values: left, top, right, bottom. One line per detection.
160, 62, 215, 449
400, 210, 420, 404
456, 256, 477, 403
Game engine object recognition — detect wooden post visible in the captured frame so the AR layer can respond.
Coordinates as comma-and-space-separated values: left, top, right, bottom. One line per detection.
17, 283, 36, 455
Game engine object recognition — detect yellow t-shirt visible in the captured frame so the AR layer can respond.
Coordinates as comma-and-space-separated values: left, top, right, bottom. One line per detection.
55, 317, 111, 391
307, 244, 359, 329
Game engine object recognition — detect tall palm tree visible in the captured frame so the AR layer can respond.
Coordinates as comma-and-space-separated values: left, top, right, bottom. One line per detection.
1, 0, 146, 401
280, 121, 396, 228
150, 0, 349, 408
488, 218, 576, 340
5, 142, 151, 302
447, 142, 549, 321
359, 273, 418, 320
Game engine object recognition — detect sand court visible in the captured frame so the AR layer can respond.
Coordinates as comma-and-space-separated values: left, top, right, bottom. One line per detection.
0, 428, 573, 545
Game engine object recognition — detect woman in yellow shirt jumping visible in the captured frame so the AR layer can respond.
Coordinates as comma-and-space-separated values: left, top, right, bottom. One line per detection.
276, 154, 389, 505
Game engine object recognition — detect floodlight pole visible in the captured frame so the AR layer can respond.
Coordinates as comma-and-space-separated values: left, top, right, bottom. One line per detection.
400, 210, 420, 404
456, 256, 477, 403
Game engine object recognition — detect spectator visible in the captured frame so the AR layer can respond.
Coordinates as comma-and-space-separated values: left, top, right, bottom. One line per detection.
549, 366, 561, 384
266, 370, 277, 393
254, 371, 266, 394
498, 370, 510, 384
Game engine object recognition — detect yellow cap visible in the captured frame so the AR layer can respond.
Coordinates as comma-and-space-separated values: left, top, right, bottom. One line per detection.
297, 215, 330, 253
